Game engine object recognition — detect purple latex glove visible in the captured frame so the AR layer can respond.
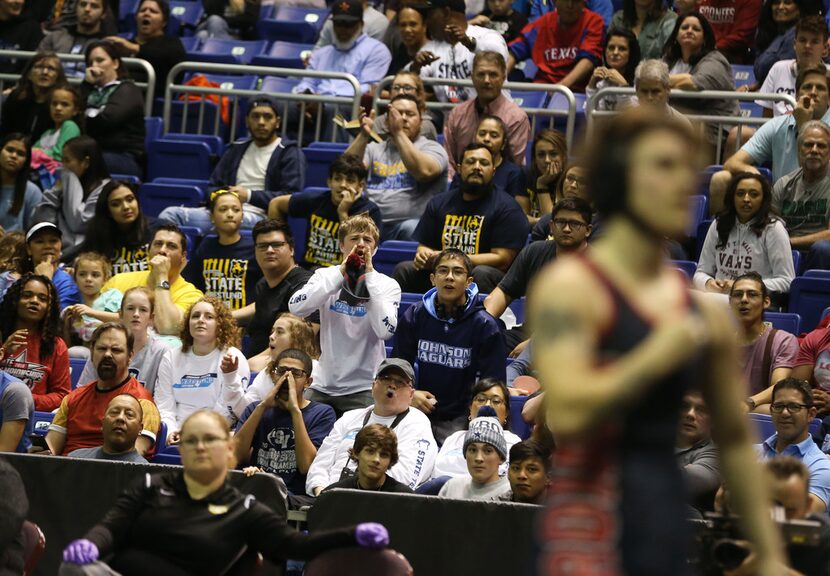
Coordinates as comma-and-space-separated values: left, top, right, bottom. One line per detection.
355, 522, 389, 549
63, 539, 99, 565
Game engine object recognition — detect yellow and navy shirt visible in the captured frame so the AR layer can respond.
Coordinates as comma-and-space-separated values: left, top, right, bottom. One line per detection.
111, 243, 150, 275
183, 236, 261, 311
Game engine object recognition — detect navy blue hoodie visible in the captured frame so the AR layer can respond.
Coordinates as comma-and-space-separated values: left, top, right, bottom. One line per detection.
210, 138, 306, 212
393, 283, 506, 421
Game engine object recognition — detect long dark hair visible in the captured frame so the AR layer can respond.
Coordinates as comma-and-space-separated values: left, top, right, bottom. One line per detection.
0, 133, 32, 217
81, 180, 147, 258
662, 11, 718, 68
716, 172, 775, 249
605, 27, 642, 85
63, 136, 110, 198
756, 0, 822, 53
12, 53, 67, 101
476, 114, 514, 163
0, 273, 61, 359
620, 0, 666, 27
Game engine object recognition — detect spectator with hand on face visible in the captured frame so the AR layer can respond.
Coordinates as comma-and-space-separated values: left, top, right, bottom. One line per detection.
586, 27, 642, 112
289, 214, 400, 415
268, 153, 383, 269
60, 408, 391, 576
518, 129, 567, 226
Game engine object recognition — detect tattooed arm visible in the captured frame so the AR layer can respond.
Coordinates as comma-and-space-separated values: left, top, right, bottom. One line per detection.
527, 259, 708, 440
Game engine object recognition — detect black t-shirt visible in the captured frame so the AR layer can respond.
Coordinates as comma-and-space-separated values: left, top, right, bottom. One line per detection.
135, 35, 186, 97
287, 190, 383, 268
323, 474, 414, 494
415, 182, 529, 254
480, 9, 528, 42
0, 17, 43, 73
184, 235, 261, 311
498, 240, 557, 299
248, 266, 313, 355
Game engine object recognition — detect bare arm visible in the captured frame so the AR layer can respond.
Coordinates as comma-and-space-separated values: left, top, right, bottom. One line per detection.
289, 404, 317, 475
557, 59, 595, 90
468, 248, 517, 273
45, 429, 66, 455
148, 256, 183, 336
0, 420, 25, 452
791, 364, 814, 382
723, 149, 759, 175
790, 227, 830, 250
696, 295, 786, 573
267, 195, 291, 221
232, 303, 256, 325
483, 286, 512, 318
233, 402, 266, 466
669, 73, 698, 90
344, 113, 373, 159
390, 114, 442, 182
135, 436, 153, 457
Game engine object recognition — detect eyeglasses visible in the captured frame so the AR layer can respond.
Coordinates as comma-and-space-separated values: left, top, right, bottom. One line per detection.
551, 218, 587, 231
33, 64, 59, 73
274, 366, 308, 378
256, 240, 288, 251
391, 84, 418, 93
473, 394, 505, 406
729, 290, 763, 300
433, 265, 469, 278
770, 402, 811, 414
377, 374, 411, 389
180, 434, 227, 448
564, 174, 586, 186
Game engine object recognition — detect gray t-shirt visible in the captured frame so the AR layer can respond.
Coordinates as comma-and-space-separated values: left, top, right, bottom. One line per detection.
1, 380, 33, 424
438, 476, 509, 501
363, 135, 449, 223
68, 446, 148, 463
78, 336, 172, 395
772, 168, 830, 238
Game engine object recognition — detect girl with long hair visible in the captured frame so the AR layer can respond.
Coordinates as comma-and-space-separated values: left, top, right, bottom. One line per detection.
0, 133, 41, 232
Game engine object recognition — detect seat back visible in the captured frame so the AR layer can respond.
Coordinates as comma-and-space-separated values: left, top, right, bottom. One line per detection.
788, 276, 830, 332
671, 260, 697, 281
257, 6, 329, 43
764, 312, 801, 335
731, 64, 756, 88
32, 411, 54, 436
304, 548, 413, 576
138, 182, 205, 217
197, 39, 269, 64
688, 195, 709, 238
147, 140, 213, 181
509, 395, 531, 440
252, 41, 314, 69
69, 357, 88, 389
374, 241, 418, 276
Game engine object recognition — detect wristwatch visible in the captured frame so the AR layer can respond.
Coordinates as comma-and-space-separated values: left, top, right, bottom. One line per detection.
745, 397, 756, 411
157, 280, 171, 290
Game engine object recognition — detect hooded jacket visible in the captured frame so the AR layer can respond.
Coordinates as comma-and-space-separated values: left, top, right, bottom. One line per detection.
393, 283, 506, 421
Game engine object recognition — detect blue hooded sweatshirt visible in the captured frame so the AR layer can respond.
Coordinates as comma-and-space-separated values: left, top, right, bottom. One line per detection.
393, 283, 506, 421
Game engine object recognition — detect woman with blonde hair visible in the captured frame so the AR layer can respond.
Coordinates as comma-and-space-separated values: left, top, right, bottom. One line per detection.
231, 312, 320, 417
155, 296, 249, 442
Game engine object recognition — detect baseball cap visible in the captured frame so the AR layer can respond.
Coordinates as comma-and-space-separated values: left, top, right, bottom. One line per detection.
426, 0, 466, 12
332, 0, 363, 23
26, 222, 62, 243
376, 358, 415, 383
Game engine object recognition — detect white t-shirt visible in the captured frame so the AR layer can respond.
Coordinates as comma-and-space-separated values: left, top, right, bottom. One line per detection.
758, 60, 830, 116
155, 346, 250, 432
305, 405, 437, 495
432, 428, 522, 479
417, 26, 508, 103
235, 138, 280, 192
438, 475, 509, 501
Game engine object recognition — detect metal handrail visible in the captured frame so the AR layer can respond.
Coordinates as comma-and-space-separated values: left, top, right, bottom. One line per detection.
163, 62, 362, 142
585, 87, 798, 159
0, 50, 156, 116
371, 75, 578, 150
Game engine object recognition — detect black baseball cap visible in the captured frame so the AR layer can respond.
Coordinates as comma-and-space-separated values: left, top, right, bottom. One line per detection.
426, 0, 466, 13
332, 0, 363, 23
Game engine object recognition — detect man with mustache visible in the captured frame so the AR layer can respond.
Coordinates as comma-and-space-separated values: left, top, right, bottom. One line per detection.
67, 393, 148, 462
771, 120, 830, 270
233, 349, 336, 497
393, 143, 528, 294
46, 321, 159, 457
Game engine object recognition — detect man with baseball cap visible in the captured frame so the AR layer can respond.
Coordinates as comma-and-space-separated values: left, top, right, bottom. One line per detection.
0, 222, 81, 310
159, 95, 306, 234
305, 358, 437, 496
410, 0, 508, 103
314, 0, 388, 49
292, 0, 391, 142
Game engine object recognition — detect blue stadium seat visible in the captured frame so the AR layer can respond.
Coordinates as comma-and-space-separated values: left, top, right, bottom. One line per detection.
70, 357, 88, 389
118, 0, 140, 33
688, 195, 708, 238
788, 276, 830, 333
179, 226, 202, 253
167, 1, 204, 35
731, 65, 755, 89
758, 167, 772, 183
764, 312, 801, 334
32, 411, 54, 436
374, 241, 418, 276
139, 182, 204, 217
252, 41, 314, 69
257, 6, 329, 43
804, 269, 830, 279
181, 73, 260, 92
750, 413, 822, 441
510, 91, 548, 109
509, 396, 531, 440
153, 453, 183, 465
195, 39, 269, 65
111, 174, 141, 184
792, 250, 801, 274
671, 260, 696, 281
303, 143, 348, 188
145, 116, 163, 148
180, 36, 201, 52
153, 177, 210, 191
697, 165, 723, 197
287, 216, 308, 265
156, 421, 168, 453
822, 305, 830, 326
508, 297, 525, 324
260, 75, 302, 94
163, 132, 225, 156
147, 139, 213, 181
399, 292, 423, 315
695, 219, 713, 260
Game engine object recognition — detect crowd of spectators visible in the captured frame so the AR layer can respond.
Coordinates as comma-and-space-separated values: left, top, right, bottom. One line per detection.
4, 0, 830, 571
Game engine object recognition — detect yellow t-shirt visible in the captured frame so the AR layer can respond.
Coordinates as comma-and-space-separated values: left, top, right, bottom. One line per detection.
102, 271, 204, 313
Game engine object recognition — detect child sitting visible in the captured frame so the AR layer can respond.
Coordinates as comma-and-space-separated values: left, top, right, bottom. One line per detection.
30, 85, 82, 189
63, 251, 121, 354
